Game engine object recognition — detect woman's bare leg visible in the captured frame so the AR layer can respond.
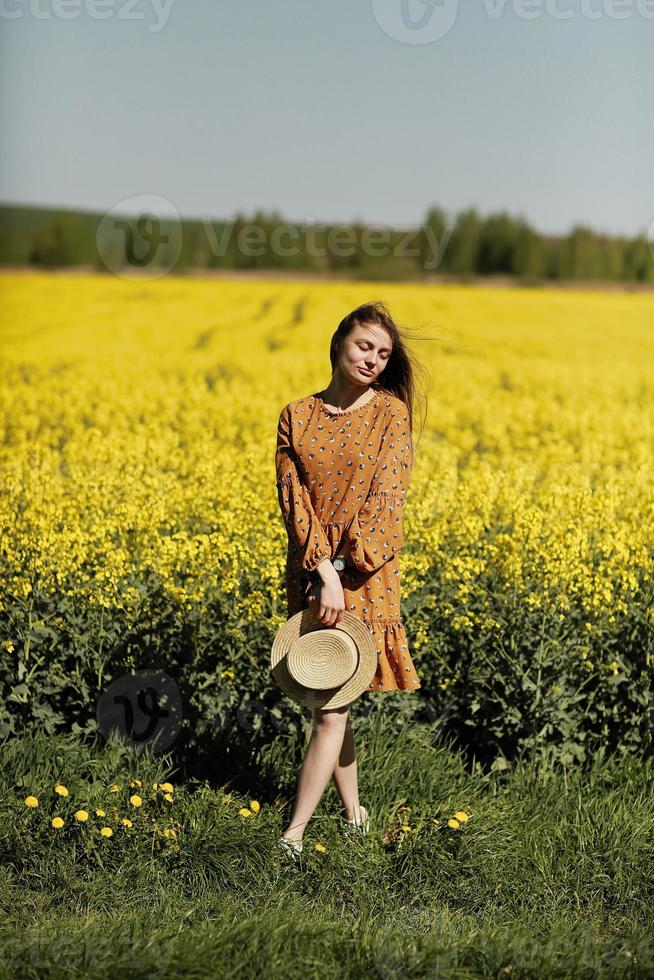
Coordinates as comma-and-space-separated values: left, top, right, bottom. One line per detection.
281, 703, 351, 844
331, 717, 363, 821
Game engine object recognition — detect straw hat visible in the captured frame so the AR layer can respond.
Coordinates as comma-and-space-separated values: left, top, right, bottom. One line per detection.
271, 608, 378, 709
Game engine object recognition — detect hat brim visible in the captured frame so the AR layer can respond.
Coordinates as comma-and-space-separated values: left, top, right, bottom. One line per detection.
271, 608, 378, 710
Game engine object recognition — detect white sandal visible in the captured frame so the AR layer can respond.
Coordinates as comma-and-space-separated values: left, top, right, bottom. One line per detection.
277, 836, 303, 863
341, 804, 370, 836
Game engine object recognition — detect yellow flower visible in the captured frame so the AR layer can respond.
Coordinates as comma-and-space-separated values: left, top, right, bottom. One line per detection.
163, 793, 173, 803
129, 794, 143, 807
74, 809, 89, 822
239, 807, 252, 817
54, 784, 69, 797
24, 796, 39, 808
448, 818, 461, 829
120, 818, 133, 828
159, 782, 173, 793
130, 780, 142, 788
99, 827, 113, 837
152, 782, 159, 790
249, 800, 260, 813
401, 824, 412, 833
221, 668, 236, 681
162, 827, 177, 838
453, 811, 469, 822
109, 784, 121, 793
314, 842, 326, 852
51, 816, 64, 828
95, 809, 106, 817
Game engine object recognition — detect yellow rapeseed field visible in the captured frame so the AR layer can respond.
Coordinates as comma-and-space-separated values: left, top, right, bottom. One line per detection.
1, 271, 653, 682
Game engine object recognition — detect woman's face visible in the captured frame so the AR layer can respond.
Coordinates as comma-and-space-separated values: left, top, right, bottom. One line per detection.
339, 322, 392, 386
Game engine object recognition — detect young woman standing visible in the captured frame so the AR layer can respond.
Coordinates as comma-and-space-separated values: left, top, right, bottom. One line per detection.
274, 301, 424, 857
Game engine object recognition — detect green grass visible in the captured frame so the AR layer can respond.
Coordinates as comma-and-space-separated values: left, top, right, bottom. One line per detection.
1, 716, 652, 979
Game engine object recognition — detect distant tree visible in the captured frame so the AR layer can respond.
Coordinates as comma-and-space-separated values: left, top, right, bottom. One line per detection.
446, 208, 481, 278
599, 236, 626, 281
624, 236, 654, 282
477, 211, 520, 275
511, 220, 547, 282
418, 205, 448, 272
557, 225, 603, 281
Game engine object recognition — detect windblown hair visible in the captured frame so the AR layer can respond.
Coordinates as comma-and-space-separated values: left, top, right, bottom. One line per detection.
329, 300, 430, 448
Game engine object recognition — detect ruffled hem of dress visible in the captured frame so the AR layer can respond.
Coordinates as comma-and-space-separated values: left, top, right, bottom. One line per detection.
361, 616, 421, 693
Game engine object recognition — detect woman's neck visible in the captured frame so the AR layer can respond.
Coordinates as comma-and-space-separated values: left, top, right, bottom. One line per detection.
320, 382, 376, 412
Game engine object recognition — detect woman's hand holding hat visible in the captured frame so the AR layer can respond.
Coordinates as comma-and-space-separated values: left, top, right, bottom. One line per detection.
306, 576, 345, 627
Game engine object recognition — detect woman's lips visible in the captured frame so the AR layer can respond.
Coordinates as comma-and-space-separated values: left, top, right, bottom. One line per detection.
358, 367, 373, 377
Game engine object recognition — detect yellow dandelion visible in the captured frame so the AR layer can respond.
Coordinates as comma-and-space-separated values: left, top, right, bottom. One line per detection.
129, 794, 143, 807
54, 784, 69, 797
95, 809, 106, 817
24, 796, 39, 808
239, 807, 252, 817
448, 818, 461, 829
152, 782, 158, 790
453, 811, 469, 822
160, 782, 173, 793
314, 842, 326, 852
74, 809, 89, 822
401, 824, 412, 833
109, 784, 121, 793
120, 818, 133, 828
51, 817, 64, 829
249, 800, 260, 813
130, 780, 142, 788
99, 827, 113, 837
163, 793, 173, 803
162, 827, 177, 838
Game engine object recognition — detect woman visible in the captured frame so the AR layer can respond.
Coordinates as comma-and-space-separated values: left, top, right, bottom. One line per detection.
274, 300, 423, 858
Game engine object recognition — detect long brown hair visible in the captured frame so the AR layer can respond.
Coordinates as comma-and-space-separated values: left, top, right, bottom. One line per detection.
329, 300, 430, 448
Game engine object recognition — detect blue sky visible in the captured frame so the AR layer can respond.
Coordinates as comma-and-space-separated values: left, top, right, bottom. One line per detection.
0, 0, 650, 237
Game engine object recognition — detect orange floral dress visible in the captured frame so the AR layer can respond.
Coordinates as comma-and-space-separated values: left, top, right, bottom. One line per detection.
275, 385, 421, 692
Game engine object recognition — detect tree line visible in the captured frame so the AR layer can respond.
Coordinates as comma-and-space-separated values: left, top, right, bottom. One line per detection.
0, 202, 652, 283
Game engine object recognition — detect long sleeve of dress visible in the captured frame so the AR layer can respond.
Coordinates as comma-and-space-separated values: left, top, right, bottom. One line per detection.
275, 404, 332, 573
345, 400, 414, 574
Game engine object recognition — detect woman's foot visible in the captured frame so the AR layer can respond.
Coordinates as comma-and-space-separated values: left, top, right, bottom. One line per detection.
341, 804, 370, 835
278, 836, 303, 863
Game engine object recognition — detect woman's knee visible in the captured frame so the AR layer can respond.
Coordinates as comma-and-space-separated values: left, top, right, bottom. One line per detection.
312, 704, 351, 729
